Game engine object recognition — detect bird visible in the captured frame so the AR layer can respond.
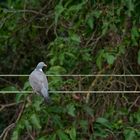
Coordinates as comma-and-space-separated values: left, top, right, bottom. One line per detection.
29, 62, 49, 103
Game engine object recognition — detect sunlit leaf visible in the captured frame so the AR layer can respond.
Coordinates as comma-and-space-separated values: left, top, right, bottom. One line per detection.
87, 17, 94, 29
96, 50, 105, 69
67, 127, 76, 140
79, 120, 88, 128
66, 104, 76, 117
47, 134, 56, 140
83, 106, 94, 116
71, 34, 80, 43
30, 114, 41, 129
23, 81, 30, 90
95, 117, 112, 129
11, 131, 19, 140
124, 129, 137, 140
94, 10, 102, 18
52, 115, 63, 128
57, 130, 70, 140
2, 86, 17, 91
37, 137, 47, 140
24, 120, 32, 130
105, 53, 116, 65
65, 52, 76, 59
33, 97, 42, 111
55, 3, 64, 24
48, 66, 66, 74
68, 3, 83, 12
102, 22, 109, 35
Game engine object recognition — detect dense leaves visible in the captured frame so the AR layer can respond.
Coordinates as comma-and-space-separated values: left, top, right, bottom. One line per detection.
0, 0, 140, 140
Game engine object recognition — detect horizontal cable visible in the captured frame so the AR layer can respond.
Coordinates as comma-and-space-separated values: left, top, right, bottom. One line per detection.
0, 91, 140, 94
0, 74, 140, 77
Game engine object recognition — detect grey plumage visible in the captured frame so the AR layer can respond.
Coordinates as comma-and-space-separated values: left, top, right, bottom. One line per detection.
29, 62, 49, 103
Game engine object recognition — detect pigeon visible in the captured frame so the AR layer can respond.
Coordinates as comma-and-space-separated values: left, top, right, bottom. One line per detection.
29, 62, 49, 103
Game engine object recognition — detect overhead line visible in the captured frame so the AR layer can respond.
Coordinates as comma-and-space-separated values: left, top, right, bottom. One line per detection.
0, 91, 140, 93
0, 74, 140, 77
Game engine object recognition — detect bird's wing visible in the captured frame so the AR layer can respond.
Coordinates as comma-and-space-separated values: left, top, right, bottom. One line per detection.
29, 70, 48, 95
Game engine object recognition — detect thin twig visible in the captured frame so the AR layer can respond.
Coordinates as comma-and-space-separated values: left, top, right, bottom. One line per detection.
5, 9, 47, 16
0, 123, 15, 139
0, 101, 24, 112
128, 96, 140, 112
16, 102, 26, 123
27, 130, 35, 140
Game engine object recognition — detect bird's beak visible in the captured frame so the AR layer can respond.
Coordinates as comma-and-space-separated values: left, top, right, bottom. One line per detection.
44, 64, 47, 67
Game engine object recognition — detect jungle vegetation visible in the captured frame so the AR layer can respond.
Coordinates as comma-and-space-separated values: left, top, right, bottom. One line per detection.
0, 0, 140, 140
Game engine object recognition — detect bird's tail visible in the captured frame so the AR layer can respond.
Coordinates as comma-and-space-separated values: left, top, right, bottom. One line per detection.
44, 96, 51, 104
41, 87, 50, 104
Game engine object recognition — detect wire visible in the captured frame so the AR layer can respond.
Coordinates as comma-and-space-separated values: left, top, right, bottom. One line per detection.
0, 91, 140, 93
0, 74, 140, 77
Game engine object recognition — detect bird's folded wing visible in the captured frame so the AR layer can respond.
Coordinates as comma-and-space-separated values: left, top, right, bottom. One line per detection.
29, 71, 48, 94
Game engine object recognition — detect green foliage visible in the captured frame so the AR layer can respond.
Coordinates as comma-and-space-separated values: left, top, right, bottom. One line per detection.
124, 128, 140, 140
30, 114, 41, 129
0, 0, 140, 139
66, 103, 76, 117
96, 50, 116, 69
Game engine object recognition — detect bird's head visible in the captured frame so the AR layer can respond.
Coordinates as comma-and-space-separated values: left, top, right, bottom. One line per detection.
36, 62, 47, 71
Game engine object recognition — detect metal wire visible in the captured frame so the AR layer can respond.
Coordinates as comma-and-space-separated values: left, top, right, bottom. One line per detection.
0, 74, 140, 77
0, 91, 140, 94
0, 75, 140, 94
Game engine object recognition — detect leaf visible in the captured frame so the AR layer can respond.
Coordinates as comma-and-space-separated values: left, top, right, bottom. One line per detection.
30, 114, 41, 129
68, 1, 86, 12
24, 120, 32, 130
68, 127, 76, 140
47, 134, 56, 140
50, 57, 57, 65
124, 129, 137, 140
51, 134, 56, 140
71, 34, 80, 43
96, 50, 105, 69
2, 86, 17, 91
33, 98, 42, 111
68, 4, 83, 12
81, 51, 92, 61
118, 45, 125, 54
94, 10, 102, 18
55, 3, 64, 24
125, 0, 134, 15
65, 52, 76, 59
131, 26, 139, 45
135, 110, 140, 123
83, 106, 94, 116
105, 53, 116, 65
52, 115, 63, 128
102, 22, 109, 35
96, 55, 102, 69
96, 117, 112, 129
131, 26, 139, 38
48, 66, 66, 74
37, 137, 47, 140
79, 120, 88, 128
11, 131, 19, 140
57, 130, 70, 140
23, 81, 30, 90
59, 53, 65, 65
87, 17, 94, 29
67, 104, 76, 117
15, 93, 27, 103
138, 50, 140, 65
94, 130, 108, 138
